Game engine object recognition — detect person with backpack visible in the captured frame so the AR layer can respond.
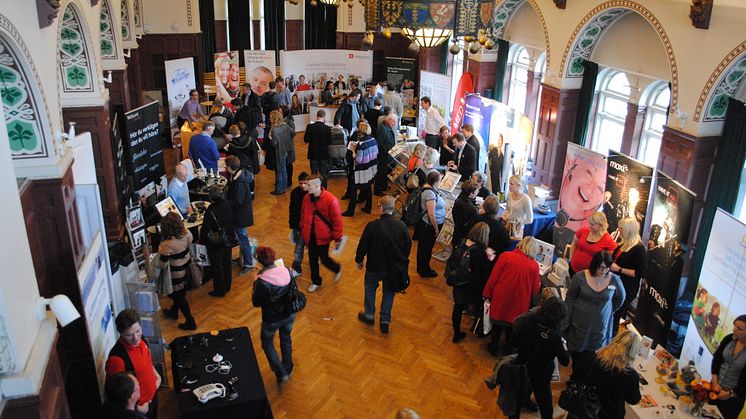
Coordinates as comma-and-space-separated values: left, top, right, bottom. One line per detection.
449, 222, 492, 343
483, 236, 541, 355
200, 187, 235, 297
416, 171, 446, 277
252, 246, 296, 385
451, 180, 479, 247
511, 296, 570, 419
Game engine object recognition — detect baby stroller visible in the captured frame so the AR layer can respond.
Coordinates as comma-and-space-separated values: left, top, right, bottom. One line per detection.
328, 125, 348, 175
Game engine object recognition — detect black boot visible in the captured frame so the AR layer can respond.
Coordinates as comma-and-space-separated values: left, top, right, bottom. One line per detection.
178, 318, 197, 330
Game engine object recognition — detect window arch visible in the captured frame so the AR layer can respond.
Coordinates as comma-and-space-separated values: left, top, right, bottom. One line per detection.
638, 82, 670, 167
508, 45, 530, 114
99, 0, 119, 60
59, 4, 95, 93
591, 70, 630, 156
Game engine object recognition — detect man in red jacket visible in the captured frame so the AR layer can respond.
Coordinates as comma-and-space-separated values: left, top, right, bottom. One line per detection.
300, 176, 343, 292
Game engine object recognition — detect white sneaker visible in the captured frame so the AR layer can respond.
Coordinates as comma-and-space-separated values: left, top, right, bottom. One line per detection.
290, 268, 301, 278
307, 284, 320, 293
333, 271, 342, 283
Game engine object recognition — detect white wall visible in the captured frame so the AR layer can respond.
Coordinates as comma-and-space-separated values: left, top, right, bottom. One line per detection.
142, 0, 201, 34
504, 2, 545, 52
214, 0, 227, 20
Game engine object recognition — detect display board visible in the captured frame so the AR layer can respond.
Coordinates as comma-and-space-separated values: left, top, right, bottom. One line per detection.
604, 151, 654, 234
214, 51, 239, 102
280, 49, 373, 98
418, 70, 452, 134
78, 233, 117, 401
552, 143, 607, 256
384, 57, 417, 122
681, 209, 746, 379
164, 57, 196, 133
634, 172, 695, 347
450, 72, 474, 135
123, 101, 164, 190
243, 50, 276, 99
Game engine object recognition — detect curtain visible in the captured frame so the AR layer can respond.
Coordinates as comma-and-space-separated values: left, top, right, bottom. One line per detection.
199, 0, 216, 73
263, 0, 285, 65
228, 0, 251, 65
688, 97, 746, 288
571, 59, 599, 146
493, 39, 510, 102
305, 0, 337, 49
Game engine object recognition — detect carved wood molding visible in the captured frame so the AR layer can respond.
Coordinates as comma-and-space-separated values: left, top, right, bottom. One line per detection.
553, 0, 567, 9
690, 0, 713, 29
36, 0, 61, 29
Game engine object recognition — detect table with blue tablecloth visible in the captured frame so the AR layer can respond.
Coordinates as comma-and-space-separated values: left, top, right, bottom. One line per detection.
524, 203, 557, 239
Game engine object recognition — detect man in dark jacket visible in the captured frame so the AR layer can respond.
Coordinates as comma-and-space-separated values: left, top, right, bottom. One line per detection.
102, 372, 148, 418
288, 172, 309, 277
355, 195, 412, 334
447, 132, 477, 181
303, 110, 332, 180
235, 83, 264, 137
451, 180, 479, 247
225, 155, 255, 275
334, 90, 361, 132
262, 81, 280, 131
462, 124, 481, 171
374, 113, 397, 195
465, 195, 511, 264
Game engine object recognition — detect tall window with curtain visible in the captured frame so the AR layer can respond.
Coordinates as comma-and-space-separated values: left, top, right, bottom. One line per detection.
199, 0, 216, 72
228, 0, 251, 65
638, 82, 670, 166
507, 46, 530, 115
590, 70, 630, 156
305, 0, 337, 49
265, 0, 285, 62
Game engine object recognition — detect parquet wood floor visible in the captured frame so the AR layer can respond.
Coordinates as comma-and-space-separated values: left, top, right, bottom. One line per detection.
155, 134, 568, 418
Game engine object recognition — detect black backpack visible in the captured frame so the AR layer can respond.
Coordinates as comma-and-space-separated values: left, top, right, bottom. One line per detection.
402, 186, 432, 226
444, 242, 475, 287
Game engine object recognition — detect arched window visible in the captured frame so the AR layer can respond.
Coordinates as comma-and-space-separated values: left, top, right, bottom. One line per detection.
638, 83, 670, 167
591, 70, 630, 156
508, 46, 530, 114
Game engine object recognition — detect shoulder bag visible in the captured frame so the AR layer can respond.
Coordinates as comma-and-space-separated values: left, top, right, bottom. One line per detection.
558, 360, 601, 419
284, 271, 307, 314
206, 211, 233, 247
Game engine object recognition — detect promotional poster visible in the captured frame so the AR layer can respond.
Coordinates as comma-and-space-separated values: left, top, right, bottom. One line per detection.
280, 49, 373, 101
243, 50, 276, 99
450, 72, 474, 135
384, 57, 417, 122
680, 209, 746, 379
418, 70, 452, 135
164, 57, 196, 133
553, 143, 607, 255
462, 94, 500, 176
604, 151, 654, 234
634, 173, 695, 347
123, 101, 164, 190
214, 51, 240, 102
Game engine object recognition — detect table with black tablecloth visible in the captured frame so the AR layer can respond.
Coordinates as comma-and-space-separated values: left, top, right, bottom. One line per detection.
170, 327, 273, 419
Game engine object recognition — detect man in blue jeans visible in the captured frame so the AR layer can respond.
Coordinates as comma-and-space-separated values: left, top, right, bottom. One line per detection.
288, 172, 309, 277
354, 195, 412, 333
225, 156, 255, 275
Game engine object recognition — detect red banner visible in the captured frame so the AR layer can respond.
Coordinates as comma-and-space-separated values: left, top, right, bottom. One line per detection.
450, 72, 474, 135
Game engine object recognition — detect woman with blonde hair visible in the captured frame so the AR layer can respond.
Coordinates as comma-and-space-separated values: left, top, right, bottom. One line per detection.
570, 329, 641, 418
450, 222, 492, 343
269, 109, 295, 195
407, 143, 427, 172
483, 236, 541, 355
568, 211, 617, 274
610, 218, 647, 336
502, 175, 533, 239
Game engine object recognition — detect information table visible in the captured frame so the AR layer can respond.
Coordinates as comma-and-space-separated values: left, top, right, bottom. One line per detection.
171, 327, 273, 419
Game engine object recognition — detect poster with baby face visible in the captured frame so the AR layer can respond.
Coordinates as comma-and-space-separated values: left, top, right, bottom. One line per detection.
214, 51, 239, 102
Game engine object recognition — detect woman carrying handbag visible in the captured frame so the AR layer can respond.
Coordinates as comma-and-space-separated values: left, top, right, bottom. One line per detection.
200, 188, 236, 297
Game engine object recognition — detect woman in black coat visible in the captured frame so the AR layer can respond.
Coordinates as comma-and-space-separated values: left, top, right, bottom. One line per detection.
200, 188, 235, 297
512, 297, 570, 419
451, 180, 479, 247
710, 314, 746, 419
451, 223, 492, 343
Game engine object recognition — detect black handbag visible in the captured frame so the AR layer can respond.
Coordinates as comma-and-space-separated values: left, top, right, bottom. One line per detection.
285, 273, 307, 314
206, 211, 232, 247
558, 363, 601, 419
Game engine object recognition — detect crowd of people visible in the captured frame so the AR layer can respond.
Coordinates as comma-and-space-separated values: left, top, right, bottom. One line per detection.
103, 77, 746, 419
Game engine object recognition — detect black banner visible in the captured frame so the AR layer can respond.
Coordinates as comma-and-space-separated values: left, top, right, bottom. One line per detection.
634, 173, 695, 347
123, 101, 164, 190
384, 57, 416, 91
604, 151, 654, 234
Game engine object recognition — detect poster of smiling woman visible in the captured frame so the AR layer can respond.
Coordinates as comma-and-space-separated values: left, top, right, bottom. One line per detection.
214, 51, 239, 102
553, 143, 607, 255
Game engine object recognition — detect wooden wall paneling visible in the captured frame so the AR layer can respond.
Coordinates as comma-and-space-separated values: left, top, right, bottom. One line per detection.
62, 105, 123, 239
126, 48, 143, 110
419, 46, 443, 73
336, 32, 365, 50
252, 20, 261, 50
107, 69, 131, 111
285, 20, 303, 51
0, 337, 71, 419
215, 19, 228, 52
138, 33, 204, 94
531, 84, 580, 196
465, 58, 496, 97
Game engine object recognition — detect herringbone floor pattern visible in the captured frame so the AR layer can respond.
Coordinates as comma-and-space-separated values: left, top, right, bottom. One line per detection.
156, 134, 568, 418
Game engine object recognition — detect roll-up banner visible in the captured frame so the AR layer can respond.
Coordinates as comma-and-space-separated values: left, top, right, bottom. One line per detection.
604, 151, 654, 234
384, 57, 417, 122
243, 50, 276, 98
418, 70, 452, 133
214, 51, 240, 102
450, 72, 474, 135
634, 172, 695, 347
165, 57, 196, 133
680, 208, 746, 379
123, 101, 164, 190
280, 49, 374, 102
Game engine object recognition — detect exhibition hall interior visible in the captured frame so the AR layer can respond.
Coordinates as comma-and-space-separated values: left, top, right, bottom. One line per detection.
1, 0, 746, 418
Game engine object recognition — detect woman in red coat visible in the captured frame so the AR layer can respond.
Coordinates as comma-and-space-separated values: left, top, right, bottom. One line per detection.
483, 236, 541, 356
